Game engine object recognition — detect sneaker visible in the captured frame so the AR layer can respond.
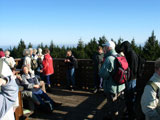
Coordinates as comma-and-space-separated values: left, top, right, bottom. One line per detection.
93, 89, 98, 93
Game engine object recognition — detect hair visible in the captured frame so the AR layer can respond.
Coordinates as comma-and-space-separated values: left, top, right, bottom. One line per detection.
21, 65, 28, 70
38, 48, 42, 53
155, 58, 160, 70
33, 49, 37, 54
97, 46, 103, 50
44, 48, 50, 54
67, 50, 72, 54
29, 48, 33, 51
5, 50, 10, 57
0, 48, 3, 51
23, 49, 30, 56
11, 67, 16, 72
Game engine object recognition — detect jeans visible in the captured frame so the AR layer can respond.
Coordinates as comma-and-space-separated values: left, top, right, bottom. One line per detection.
94, 72, 103, 89
34, 90, 55, 106
43, 75, 51, 86
125, 79, 137, 117
66, 68, 75, 87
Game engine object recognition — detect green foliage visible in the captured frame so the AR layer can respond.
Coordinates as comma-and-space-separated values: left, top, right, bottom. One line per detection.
98, 36, 107, 46
28, 42, 33, 48
143, 31, 160, 60
8, 32, 160, 61
76, 39, 87, 59
85, 37, 98, 59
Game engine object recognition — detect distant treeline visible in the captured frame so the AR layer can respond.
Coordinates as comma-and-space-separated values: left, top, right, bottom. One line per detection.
7, 31, 160, 61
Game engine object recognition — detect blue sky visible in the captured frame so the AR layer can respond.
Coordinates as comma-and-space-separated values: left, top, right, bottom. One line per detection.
0, 0, 160, 47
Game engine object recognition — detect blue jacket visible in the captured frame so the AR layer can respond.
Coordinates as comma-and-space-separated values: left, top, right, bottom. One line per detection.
99, 50, 125, 94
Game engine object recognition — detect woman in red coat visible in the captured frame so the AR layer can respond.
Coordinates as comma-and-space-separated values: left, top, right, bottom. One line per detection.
41, 48, 54, 88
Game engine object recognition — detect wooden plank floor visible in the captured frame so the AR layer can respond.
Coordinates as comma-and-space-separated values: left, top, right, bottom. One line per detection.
28, 87, 125, 120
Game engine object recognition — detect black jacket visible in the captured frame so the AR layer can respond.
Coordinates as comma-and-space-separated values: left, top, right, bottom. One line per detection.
93, 52, 104, 72
119, 41, 138, 80
65, 55, 75, 69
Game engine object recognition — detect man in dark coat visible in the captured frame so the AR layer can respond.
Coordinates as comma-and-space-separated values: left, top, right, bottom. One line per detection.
119, 41, 138, 120
93, 46, 104, 93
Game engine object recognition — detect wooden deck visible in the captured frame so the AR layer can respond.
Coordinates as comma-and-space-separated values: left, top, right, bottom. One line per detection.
28, 87, 126, 120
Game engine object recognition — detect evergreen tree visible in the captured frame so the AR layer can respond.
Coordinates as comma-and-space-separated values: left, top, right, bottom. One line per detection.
130, 38, 141, 55
76, 39, 86, 59
28, 42, 33, 48
98, 36, 107, 46
58, 46, 67, 58
49, 40, 57, 58
17, 39, 26, 58
85, 37, 98, 59
143, 31, 160, 60
115, 37, 123, 53
10, 46, 18, 58
37, 43, 44, 51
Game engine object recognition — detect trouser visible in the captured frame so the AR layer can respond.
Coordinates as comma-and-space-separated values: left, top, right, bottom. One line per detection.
125, 79, 137, 118
66, 68, 75, 87
94, 72, 103, 89
34, 91, 55, 106
43, 75, 51, 87
105, 92, 121, 119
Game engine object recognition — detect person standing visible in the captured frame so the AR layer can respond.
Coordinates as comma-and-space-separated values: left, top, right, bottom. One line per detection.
23, 49, 34, 74
41, 48, 54, 90
99, 40, 125, 119
141, 58, 160, 120
0, 53, 18, 119
119, 41, 138, 119
5, 50, 16, 68
93, 46, 104, 93
64, 50, 76, 91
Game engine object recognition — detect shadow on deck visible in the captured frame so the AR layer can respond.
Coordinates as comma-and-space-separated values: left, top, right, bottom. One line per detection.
28, 87, 125, 120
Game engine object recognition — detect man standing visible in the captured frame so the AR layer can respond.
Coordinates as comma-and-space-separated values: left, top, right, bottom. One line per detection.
141, 58, 160, 120
93, 46, 104, 93
99, 40, 125, 119
119, 41, 138, 119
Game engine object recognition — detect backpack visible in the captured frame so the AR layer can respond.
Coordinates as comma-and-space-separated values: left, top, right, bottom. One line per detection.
31, 58, 38, 70
112, 55, 130, 85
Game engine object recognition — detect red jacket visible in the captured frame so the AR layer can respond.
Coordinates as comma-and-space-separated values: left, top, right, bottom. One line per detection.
42, 53, 54, 75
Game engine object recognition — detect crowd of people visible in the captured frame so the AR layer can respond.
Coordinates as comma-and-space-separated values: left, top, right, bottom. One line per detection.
0, 48, 62, 120
92, 40, 160, 120
0, 40, 160, 120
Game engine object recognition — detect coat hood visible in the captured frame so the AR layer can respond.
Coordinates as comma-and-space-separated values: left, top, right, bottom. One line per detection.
119, 41, 133, 55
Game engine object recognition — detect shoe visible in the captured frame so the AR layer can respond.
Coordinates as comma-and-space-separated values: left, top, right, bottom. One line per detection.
54, 102, 62, 108
93, 89, 98, 93
46, 87, 52, 93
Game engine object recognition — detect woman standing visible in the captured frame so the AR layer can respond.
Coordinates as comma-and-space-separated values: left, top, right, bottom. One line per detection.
41, 48, 54, 90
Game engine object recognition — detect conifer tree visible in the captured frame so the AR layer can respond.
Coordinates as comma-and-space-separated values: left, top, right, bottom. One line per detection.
143, 31, 160, 60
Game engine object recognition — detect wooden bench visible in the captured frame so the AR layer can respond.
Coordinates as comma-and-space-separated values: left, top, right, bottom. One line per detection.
14, 86, 24, 120
14, 86, 34, 120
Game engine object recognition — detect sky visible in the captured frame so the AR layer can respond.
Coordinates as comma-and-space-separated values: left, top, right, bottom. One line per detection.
0, 0, 160, 48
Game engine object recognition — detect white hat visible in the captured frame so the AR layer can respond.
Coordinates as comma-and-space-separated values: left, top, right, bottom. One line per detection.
102, 40, 115, 49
